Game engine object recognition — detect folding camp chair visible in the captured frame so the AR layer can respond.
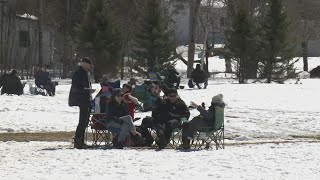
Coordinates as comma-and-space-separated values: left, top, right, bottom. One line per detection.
132, 84, 153, 111
191, 106, 225, 150
89, 113, 113, 147
168, 128, 182, 148
168, 118, 188, 148
147, 72, 164, 85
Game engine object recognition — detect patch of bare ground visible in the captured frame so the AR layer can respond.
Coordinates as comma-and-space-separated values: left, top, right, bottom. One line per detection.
0, 132, 77, 142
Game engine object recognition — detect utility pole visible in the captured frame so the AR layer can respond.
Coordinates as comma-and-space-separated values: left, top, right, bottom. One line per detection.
37, 0, 43, 65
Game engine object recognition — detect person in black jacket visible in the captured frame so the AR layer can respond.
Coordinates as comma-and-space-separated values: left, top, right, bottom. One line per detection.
180, 94, 225, 149
140, 88, 190, 149
68, 57, 94, 149
105, 88, 140, 148
0, 70, 23, 95
191, 64, 208, 89
35, 66, 56, 96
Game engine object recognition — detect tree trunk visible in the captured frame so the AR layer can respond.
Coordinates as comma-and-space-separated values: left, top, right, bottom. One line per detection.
37, 0, 43, 65
225, 55, 232, 73
120, 54, 124, 80
302, 41, 308, 72
187, 0, 201, 78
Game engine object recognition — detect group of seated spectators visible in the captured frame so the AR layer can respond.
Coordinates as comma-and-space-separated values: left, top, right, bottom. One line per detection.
0, 65, 57, 96
92, 73, 224, 149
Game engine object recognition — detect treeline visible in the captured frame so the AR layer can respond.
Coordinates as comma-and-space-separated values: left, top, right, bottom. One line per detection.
1, 0, 318, 83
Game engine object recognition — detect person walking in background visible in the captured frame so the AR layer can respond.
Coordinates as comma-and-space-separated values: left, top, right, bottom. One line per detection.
68, 57, 95, 149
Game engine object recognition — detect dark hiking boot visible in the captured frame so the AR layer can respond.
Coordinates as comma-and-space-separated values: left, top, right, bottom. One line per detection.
178, 139, 190, 150
74, 139, 85, 149
178, 143, 191, 150
156, 132, 166, 149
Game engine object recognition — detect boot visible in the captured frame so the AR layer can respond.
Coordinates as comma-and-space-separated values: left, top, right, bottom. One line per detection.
156, 130, 166, 149
178, 138, 190, 150
74, 138, 85, 149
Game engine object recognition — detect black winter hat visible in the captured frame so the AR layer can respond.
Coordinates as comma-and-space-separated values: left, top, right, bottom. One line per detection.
111, 88, 122, 97
166, 88, 177, 95
81, 57, 92, 65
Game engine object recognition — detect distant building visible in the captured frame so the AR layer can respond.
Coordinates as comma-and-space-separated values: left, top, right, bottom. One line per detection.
0, 11, 54, 72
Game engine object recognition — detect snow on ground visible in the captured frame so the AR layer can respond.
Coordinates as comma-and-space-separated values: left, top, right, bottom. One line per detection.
1, 79, 320, 140
1, 58, 320, 179
0, 141, 319, 180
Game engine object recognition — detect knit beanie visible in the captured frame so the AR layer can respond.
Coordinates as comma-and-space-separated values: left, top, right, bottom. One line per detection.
212, 94, 223, 103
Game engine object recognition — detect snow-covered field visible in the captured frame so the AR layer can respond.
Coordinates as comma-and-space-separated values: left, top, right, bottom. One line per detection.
1, 57, 320, 179
1, 79, 319, 140
1, 141, 319, 180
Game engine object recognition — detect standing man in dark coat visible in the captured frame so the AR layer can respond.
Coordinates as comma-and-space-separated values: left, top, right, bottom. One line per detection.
68, 57, 94, 149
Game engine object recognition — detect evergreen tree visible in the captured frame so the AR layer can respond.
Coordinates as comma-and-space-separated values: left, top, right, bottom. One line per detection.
133, 0, 176, 72
76, 0, 122, 81
259, 0, 295, 83
225, 6, 258, 83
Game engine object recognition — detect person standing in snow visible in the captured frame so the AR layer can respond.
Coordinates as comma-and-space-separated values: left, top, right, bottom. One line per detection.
68, 57, 95, 149
180, 94, 225, 149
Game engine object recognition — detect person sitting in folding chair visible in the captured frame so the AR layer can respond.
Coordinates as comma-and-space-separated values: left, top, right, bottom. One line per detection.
180, 94, 225, 149
35, 67, 56, 96
190, 64, 208, 89
139, 88, 190, 149
161, 65, 181, 89
122, 83, 142, 120
105, 88, 141, 148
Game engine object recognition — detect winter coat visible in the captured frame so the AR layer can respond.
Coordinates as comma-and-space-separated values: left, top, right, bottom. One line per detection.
124, 93, 135, 119
191, 68, 207, 83
196, 101, 225, 126
68, 66, 91, 107
152, 98, 190, 124
0, 74, 23, 95
106, 100, 130, 123
35, 71, 50, 87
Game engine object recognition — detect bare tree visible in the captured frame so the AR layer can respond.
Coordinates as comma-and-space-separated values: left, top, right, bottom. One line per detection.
187, 0, 201, 78
287, 0, 320, 72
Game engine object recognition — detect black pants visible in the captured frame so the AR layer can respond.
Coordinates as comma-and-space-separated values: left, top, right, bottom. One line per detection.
181, 116, 206, 142
44, 82, 56, 96
75, 105, 90, 144
140, 117, 180, 148
194, 78, 208, 89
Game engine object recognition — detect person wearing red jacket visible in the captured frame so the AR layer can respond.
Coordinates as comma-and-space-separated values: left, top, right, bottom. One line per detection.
122, 83, 141, 120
